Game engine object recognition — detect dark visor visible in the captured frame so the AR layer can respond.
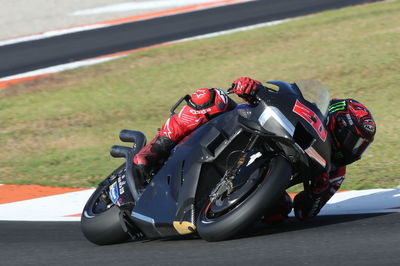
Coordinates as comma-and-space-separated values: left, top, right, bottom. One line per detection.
340, 129, 371, 158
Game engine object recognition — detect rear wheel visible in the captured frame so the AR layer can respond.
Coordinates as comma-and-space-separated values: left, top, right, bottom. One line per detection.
81, 165, 137, 245
196, 156, 292, 242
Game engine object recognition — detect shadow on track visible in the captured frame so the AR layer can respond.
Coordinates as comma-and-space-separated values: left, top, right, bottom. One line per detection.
153, 212, 391, 242
236, 213, 390, 240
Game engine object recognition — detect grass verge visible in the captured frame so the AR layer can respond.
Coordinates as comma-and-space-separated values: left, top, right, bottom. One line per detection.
0, 0, 399, 189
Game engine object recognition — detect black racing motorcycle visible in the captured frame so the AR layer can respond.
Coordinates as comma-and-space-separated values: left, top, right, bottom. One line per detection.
81, 80, 332, 245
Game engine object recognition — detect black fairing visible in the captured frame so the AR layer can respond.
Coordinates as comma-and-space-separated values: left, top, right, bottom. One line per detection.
131, 80, 332, 238
239, 81, 331, 176
132, 110, 245, 238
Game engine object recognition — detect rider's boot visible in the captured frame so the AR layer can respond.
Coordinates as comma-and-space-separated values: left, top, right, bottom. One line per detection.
263, 191, 293, 224
133, 135, 176, 184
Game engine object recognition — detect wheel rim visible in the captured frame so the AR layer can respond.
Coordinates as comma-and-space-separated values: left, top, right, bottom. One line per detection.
205, 167, 268, 219
84, 186, 112, 217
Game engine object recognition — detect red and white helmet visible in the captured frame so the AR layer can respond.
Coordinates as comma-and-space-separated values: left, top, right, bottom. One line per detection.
328, 98, 376, 165
191, 88, 215, 108
188, 88, 229, 116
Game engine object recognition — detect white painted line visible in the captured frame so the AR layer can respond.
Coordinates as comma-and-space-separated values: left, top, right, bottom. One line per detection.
0, 189, 95, 221
72, 0, 227, 15
0, 188, 398, 221
0, 24, 108, 47
0, 0, 254, 47
175, 18, 293, 43
0, 18, 292, 87
0, 55, 125, 82
288, 189, 400, 217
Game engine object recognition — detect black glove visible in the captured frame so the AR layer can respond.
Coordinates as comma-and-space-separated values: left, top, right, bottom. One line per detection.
293, 191, 325, 221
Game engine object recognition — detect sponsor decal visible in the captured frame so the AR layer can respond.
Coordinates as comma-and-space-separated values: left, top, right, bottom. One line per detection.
292, 100, 327, 141
235, 81, 244, 91
215, 88, 228, 104
161, 118, 173, 138
346, 114, 354, 126
193, 88, 208, 98
117, 175, 126, 195
109, 182, 119, 205
108, 174, 126, 206
246, 152, 262, 166
363, 123, 375, 133
328, 100, 346, 114
173, 221, 196, 235
189, 108, 211, 114
363, 119, 376, 134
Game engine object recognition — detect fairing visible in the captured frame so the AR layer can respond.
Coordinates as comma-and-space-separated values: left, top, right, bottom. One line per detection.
132, 110, 244, 238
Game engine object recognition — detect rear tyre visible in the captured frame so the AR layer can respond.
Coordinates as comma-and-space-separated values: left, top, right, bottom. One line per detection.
197, 156, 292, 241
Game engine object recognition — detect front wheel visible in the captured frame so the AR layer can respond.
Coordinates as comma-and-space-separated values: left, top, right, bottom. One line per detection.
81, 164, 136, 245
196, 156, 292, 242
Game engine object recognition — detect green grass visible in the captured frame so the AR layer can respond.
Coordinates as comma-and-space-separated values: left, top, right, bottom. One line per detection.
1, 0, 399, 189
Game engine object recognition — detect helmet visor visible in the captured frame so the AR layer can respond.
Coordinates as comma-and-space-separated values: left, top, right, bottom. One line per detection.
340, 129, 372, 160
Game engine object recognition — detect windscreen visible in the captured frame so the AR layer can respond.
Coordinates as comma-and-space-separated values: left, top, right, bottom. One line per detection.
295, 80, 330, 116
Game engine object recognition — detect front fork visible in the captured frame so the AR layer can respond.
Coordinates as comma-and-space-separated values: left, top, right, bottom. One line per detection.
209, 134, 260, 202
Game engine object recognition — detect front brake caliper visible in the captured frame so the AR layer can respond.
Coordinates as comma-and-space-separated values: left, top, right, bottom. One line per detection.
209, 177, 234, 203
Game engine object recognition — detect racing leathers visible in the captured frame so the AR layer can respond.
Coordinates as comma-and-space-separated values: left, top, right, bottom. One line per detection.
133, 87, 238, 175
133, 77, 260, 176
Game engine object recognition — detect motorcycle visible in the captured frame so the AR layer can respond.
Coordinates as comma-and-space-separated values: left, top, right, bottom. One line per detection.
81, 80, 332, 245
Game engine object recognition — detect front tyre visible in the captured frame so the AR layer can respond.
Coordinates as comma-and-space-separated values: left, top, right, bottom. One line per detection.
197, 156, 292, 242
81, 165, 132, 245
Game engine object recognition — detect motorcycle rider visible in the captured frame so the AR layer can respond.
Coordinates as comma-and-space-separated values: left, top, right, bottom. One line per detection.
133, 77, 376, 221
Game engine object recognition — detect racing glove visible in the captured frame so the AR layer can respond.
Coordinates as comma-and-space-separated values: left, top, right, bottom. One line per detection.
293, 191, 326, 221
231, 77, 261, 99
293, 167, 346, 221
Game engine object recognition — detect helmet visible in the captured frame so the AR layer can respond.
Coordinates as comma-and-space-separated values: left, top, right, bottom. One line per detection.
187, 88, 229, 117
189, 88, 216, 109
328, 98, 376, 165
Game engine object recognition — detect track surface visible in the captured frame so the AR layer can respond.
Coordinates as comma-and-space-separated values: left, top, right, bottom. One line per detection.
1, 213, 399, 266
0, 0, 382, 78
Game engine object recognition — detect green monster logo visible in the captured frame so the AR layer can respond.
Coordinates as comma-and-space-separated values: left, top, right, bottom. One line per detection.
329, 100, 346, 114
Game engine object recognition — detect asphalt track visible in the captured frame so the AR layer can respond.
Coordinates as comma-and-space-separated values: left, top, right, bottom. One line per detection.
0, 0, 383, 78
1, 213, 399, 266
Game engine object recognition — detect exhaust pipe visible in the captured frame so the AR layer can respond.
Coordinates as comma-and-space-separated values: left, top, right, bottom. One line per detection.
118, 130, 147, 156
110, 145, 131, 158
